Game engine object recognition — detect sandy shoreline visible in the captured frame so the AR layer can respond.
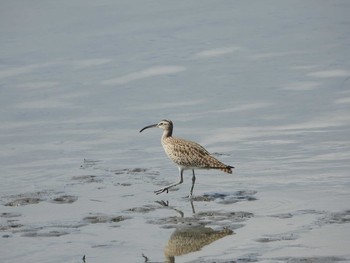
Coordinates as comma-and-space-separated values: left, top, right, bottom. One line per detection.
1, 162, 349, 262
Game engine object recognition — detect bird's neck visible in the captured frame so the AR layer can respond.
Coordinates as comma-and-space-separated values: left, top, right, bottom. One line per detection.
162, 129, 172, 140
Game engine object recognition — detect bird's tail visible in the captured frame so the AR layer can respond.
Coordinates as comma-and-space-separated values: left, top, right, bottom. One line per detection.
220, 165, 234, 174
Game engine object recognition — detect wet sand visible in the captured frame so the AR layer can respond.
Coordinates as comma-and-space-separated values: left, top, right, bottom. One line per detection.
1, 161, 349, 262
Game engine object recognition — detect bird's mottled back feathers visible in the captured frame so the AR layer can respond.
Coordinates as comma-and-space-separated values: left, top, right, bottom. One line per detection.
162, 137, 233, 173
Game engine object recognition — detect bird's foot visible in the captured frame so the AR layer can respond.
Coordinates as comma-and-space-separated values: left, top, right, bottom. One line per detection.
154, 187, 169, 195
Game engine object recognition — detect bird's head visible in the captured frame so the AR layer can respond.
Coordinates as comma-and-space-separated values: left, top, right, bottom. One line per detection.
140, 119, 173, 133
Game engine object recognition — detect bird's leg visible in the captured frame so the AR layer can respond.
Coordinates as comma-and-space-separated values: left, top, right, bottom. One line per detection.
190, 200, 196, 214
189, 169, 196, 197
154, 167, 184, 195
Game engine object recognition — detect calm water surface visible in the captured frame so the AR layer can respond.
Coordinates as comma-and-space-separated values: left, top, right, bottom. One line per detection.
1, 1, 350, 262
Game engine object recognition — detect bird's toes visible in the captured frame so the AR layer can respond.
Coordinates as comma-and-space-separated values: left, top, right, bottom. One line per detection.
154, 188, 167, 195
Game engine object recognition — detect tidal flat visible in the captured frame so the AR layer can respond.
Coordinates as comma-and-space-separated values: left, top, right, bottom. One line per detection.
1, 0, 350, 262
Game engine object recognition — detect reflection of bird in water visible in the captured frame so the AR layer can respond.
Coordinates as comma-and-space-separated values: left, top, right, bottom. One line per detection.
164, 225, 233, 263
140, 120, 234, 196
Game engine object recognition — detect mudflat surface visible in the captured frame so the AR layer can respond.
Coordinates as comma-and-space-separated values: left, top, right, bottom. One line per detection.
1, 1, 350, 262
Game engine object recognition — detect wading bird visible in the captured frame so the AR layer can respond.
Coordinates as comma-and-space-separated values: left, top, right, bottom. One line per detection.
140, 120, 234, 196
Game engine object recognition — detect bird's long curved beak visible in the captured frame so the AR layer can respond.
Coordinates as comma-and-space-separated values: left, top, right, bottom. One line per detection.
139, 123, 158, 133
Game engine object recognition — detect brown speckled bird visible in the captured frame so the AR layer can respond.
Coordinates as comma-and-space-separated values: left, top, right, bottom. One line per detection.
140, 119, 234, 196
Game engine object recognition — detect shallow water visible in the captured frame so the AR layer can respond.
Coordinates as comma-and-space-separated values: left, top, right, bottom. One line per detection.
1, 1, 350, 262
